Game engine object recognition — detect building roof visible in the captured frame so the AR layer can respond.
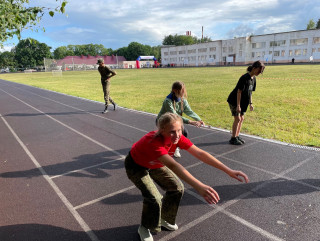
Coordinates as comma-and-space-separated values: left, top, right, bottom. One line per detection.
56, 55, 126, 65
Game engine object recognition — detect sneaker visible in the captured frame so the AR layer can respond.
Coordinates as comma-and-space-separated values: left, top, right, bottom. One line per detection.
237, 136, 245, 144
138, 225, 153, 241
161, 219, 178, 231
229, 137, 242, 145
113, 102, 117, 110
102, 107, 108, 114
174, 147, 181, 158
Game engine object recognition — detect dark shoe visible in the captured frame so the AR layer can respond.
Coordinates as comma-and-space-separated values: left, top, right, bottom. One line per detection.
113, 102, 117, 110
229, 137, 242, 145
102, 106, 108, 114
237, 136, 245, 144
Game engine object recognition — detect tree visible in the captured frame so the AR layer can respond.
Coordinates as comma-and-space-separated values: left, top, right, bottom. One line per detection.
53, 46, 72, 59
0, 0, 67, 45
0, 51, 16, 68
307, 19, 316, 30
162, 34, 212, 46
151, 45, 161, 61
14, 38, 52, 68
125, 42, 153, 60
316, 19, 320, 29
113, 47, 128, 59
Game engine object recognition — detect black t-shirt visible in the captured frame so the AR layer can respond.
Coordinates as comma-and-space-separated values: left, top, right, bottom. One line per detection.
227, 73, 256, 112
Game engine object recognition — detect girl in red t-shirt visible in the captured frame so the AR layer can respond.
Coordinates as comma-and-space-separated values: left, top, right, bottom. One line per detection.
125, 113, 249, 241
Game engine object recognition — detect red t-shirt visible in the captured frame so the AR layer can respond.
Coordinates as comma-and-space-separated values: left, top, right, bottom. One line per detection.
130, 131, 193, 169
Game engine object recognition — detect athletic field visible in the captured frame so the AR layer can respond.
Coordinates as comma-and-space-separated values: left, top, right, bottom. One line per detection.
1, 64, 319, 147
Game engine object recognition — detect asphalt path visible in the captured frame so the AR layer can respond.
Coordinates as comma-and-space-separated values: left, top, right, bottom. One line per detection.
0, 79, 319, 241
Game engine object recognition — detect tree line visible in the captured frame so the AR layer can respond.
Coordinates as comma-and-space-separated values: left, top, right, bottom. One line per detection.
0, 39, 163, 70
0, 33, 212, 70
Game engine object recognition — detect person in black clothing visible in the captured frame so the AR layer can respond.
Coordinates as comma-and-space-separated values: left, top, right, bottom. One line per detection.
227, 61, 265, 145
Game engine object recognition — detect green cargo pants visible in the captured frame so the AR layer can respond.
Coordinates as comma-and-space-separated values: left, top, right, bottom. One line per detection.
101, 79, 115, 107
125, 152, 184, 232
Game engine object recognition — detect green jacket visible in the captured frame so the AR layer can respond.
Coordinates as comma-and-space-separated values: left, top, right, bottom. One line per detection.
98, 65, 116, 81
157, 98, 201, 124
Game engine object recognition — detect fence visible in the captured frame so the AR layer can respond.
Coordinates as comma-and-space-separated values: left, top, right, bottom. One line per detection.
44, 58, 122, 72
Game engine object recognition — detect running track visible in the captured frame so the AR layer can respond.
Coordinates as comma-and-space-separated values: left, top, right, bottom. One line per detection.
0, 79, 319, 241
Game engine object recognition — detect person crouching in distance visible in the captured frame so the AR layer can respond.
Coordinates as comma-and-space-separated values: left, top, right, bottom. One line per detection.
125, 112, 249, 241
156, 81, 204, 158
227, 61, 265, 145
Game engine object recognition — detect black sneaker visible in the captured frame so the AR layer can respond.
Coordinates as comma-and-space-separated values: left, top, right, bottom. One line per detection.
113, 103, 117, 110
237, 136, 245, 144
229, 137, 242, 145
102, 106, 108, 114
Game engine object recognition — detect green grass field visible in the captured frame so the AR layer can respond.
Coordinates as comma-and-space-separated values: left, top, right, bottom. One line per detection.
1, 65, 319, 147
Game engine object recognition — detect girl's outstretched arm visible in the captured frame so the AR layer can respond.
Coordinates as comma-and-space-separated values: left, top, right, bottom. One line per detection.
158, 154, 220, 204
187, 145, 249, 183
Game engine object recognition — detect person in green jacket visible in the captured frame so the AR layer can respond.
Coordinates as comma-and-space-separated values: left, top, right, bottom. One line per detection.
156, 81, 204, 158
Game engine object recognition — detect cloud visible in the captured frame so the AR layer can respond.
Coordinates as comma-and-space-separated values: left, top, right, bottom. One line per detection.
5, 0, 320, 50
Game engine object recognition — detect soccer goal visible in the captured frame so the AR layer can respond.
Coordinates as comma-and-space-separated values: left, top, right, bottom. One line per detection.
52, 70, 63, 77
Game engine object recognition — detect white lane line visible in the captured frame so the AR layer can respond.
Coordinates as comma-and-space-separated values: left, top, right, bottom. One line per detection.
4, 84, 149, 133
0, 114, 100, 241
1, 89, 126, 160
1, 79, 319, 152
50, 157, 124, 179
159, 189, 285, 241
189, 131, 216, 140
160, 155, 317, 241
74, 185, 136, 210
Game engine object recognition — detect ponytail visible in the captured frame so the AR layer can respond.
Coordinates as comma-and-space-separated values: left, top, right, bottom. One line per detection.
247, 60, 264, 73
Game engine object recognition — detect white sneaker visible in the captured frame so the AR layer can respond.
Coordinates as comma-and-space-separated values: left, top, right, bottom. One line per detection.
161, 219, 178, 231
138, 225, 153, 241
174, 148, 181, 158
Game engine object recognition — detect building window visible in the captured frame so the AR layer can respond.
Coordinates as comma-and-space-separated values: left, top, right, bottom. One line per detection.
313, 37, 320, 44
209, 47, 216, 51
303, 49, 307, 56
294, 49, 301, 56
251, 52, 255, 58
269, 51, 273, 55
223, 47, 227, 53
289, 50, 293, 56
239, 44, 243, 50
252, 42, 266, 49
188, 49, 196, 54
228, 46, 233, 52
273, 51, 280, 56
209, 55, 216, 59
178, 50, 186, 54
170, 51, 177, 55
164, 52, 168, 56
290, 38, 308, 46
281, 50, 285, 56
239, 50, 242, 57
270, 40, 286, 47
198, 48, 207, 53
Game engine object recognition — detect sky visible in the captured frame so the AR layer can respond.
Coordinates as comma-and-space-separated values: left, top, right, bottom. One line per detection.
2, 0, 320, 52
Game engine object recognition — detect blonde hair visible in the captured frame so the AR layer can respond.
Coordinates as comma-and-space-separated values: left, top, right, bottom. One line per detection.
171, 81, 187, 114
156, 112, 183, 136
